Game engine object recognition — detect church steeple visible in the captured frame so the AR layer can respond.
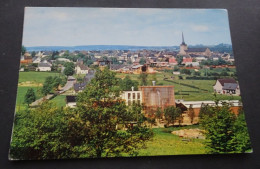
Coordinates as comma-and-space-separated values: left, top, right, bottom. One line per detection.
181, 32, 186, 45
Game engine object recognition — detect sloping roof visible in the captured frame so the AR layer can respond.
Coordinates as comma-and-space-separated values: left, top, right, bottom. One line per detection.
185, 48, 208, 52
74, 82, 87, 91
38, 62, 51, 67
132, 65, 143, 69
66, 95, 76, 103
218, 78, 237, 86
110, 64, 125, 70
223, 83, 238, 90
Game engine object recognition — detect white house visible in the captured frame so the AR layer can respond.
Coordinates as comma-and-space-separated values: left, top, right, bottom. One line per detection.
121, 86, 142, 106
57, 58, 71, 62
75, 64, 89, 74
37, 62, 52, 71
213, 78, 240, 95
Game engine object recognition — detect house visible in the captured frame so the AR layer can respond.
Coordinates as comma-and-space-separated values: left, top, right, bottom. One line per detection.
74, 81, 87, 92
185, 62, 200, 67
37, 62, 52, 71
213, 78, 240, 95
20, 52, 32, 64
66, 95, 77, 108
169, 57, 177, 66
182, 57, 193, 65
32, 57, 41, 63
75, 64, 89, 74
221, 53, 230, 61
57, 58, 71, 62
121, 86, 142, 106
110, 64, 126, 72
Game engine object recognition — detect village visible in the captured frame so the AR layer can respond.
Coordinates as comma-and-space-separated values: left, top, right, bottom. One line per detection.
17, 33, 242, 127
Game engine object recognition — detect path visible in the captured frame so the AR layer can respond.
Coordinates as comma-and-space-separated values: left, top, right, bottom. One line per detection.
30, 94, 54, 107
59, 76, 76, 94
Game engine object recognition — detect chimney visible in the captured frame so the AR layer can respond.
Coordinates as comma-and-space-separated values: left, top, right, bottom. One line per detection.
152, 81, 156, 86
131, 86, 134, 91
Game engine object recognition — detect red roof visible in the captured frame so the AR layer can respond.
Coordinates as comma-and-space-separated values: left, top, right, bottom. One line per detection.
169, 57, 177, 63
182, 58, 192, 63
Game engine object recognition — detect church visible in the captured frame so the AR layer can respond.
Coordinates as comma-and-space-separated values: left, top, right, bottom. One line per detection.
179, 32, 211, 57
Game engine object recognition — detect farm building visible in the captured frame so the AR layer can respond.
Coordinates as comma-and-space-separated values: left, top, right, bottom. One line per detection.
213, 78, 240, 95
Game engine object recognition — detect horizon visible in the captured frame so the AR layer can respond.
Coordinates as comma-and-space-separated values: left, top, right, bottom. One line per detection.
23, 8, 232, 47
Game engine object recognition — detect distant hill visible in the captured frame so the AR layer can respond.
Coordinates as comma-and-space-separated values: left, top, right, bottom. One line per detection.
26, 45, 179, 52
26, 44, 232, 53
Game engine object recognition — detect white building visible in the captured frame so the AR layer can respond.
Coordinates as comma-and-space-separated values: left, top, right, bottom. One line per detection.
37, 62, 52, 71
213, 78, 240, 95
121, 87, 142, 106
75, 64, 89, 74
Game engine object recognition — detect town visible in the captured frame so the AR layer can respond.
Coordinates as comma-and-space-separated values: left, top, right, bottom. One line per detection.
17, 33, 241, 127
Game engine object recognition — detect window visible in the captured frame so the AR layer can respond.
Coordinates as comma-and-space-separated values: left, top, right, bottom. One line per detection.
128, 93, 131, 99
137, 93, 140, 99
133, 93, 136, 100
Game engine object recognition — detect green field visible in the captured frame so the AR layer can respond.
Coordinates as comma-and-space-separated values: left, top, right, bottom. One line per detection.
116, 71, 241, 101
16, 72, 65, 111
18, 71, 61, 83
50, 95, 66, 108
138, 126, 207, 156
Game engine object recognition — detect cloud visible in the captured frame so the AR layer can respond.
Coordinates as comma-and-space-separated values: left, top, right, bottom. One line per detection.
191, 25, 209, 32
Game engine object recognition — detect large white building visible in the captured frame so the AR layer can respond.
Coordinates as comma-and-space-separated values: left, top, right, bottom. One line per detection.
121, 87, 142, 106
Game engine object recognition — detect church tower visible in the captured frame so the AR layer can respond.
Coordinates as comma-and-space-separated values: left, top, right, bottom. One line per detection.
179, 32, 188, 55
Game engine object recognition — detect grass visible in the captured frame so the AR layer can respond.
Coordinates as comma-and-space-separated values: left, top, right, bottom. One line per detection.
50, 95, 66, 108
115, 71, 241, 101
18, 71, 61, 84
15, 86, 43, 111
137, 126, 207, 156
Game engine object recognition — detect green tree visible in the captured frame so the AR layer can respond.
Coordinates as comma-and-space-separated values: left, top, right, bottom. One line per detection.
164, 106, 182, 127
75, 68, 153, 157
139, 57, 146, 65
200, 104, 251, 154
42, 76, 53, 95
24, 88, 36, 106
138, 73, 148, 86
155, 107, 163, 121
119, 75, 139, 91
188, 105, 195, 124
10, 102, 69, 160
64, 62, 75, 76
176, 55, 183, 65
21, 45, 26, 55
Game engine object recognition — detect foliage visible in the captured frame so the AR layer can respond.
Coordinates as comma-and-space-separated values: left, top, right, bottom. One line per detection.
164, 106, 182, 127
119, 75, 139, 91
180, 69, 191, 75
75, 67, 153, 157
10, 102, 69, 160
200, 104, 251, 153
139, 57, 146, 65
41, 76, 62, 95
21, 45, 26, 55
176, 55, 183, 65
64, 62, 75, 76
188, 105, 195, 124
193, 71, 201, 76
155, 107, 163, 120
24, 88, 36, 106
138, 73, 148, 86
173, 66, 179, 71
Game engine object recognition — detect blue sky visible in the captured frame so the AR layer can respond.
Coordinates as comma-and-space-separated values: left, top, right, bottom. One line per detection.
23, 8, 232, 47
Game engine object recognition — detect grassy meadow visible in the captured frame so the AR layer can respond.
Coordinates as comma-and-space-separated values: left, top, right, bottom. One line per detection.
138, 126, 207, 156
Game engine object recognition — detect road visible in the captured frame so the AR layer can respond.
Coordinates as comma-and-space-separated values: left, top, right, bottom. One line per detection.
59, 76, 76, 93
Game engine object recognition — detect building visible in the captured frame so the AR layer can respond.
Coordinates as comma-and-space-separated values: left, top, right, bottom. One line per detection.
66, 95, 76, 108
140, 83, 175, 115
213, 78, 240, 95
178, 33, 211, 57
121, 86, 142, 106
169, 57, 177, 66
75, 64, 89, 74
37, 62, 52, 71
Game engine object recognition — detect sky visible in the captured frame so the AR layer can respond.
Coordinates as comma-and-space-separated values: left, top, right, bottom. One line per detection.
22, 8, 232, 47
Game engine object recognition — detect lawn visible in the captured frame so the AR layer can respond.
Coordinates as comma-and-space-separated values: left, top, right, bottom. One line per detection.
15, 86, 43, 112
50, 95, 66, 108
115, 72, 241, 101
137, 126, 207, 156
18, 71, 61, 84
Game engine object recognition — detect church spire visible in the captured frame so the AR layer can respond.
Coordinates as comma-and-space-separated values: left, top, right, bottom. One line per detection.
181, 32, 186, 45
182, 32, 185, 44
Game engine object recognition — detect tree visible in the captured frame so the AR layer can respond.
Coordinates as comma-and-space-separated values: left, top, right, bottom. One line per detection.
194, 71, 201, 76
188, 105, 195, 124
42, 76, 54, 95
10, 102, 69, 160
75, 67, 153, 157
138, 73, 148, 86
139, 57, 146, 65
180, 69, 191, 75
64, 62, 75, 76
21, 45, 26, 55
24, 88, 36, 106
176, 55, 183, 65
119, 75, 139, 91
155, 107, 163, 121
164, 106, 182, 127
200, 104, 251, 154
